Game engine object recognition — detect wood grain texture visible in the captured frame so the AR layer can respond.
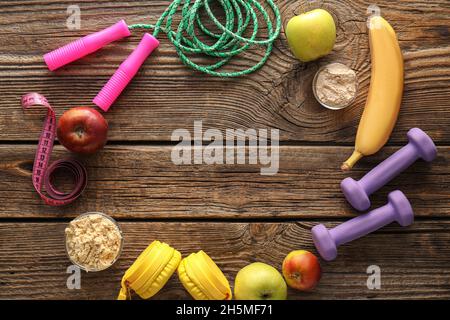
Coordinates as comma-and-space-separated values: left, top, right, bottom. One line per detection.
0, 0, 448, 142
0, 145, 448, 219
1, 0, 449, 301
1, 221, 449, 300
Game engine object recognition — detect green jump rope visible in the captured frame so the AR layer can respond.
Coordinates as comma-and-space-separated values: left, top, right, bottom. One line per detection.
44, 0, 282, 110
129, 0, 282, 77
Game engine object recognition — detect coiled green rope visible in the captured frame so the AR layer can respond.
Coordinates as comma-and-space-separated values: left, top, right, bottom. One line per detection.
128, 0, 281, 77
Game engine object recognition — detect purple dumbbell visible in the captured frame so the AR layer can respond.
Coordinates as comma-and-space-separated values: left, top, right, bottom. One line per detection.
312, 190, 414, 261
341, 128, 437, 211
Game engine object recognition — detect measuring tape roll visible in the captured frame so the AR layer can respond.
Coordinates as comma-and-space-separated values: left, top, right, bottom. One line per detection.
21, 93, 87, 206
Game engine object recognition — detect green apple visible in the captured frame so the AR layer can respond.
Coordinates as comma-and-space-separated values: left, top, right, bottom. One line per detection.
286, 8, 336, 62
234, 262, 287, 300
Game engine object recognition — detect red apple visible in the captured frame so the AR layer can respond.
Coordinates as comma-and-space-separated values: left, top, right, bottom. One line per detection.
57, 107, 108, 154
282, 250, 321, 291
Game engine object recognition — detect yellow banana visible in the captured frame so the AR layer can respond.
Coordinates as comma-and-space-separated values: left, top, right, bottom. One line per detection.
118, 241, 181, 300
178, 250, 232, 300
342, 15, 404, 170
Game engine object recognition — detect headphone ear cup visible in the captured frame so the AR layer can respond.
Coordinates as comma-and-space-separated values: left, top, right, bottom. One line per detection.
149, 249, 182, 294
177, 251, 232, 300
178, 256, 209, 300
118, 241, 181, 300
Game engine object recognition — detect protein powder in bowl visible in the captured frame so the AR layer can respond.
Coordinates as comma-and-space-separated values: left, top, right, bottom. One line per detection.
312, 62, 358, 110
65, 212, 123, 272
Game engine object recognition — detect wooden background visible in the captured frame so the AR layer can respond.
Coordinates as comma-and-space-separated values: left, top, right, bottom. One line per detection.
0, 0, 449, 299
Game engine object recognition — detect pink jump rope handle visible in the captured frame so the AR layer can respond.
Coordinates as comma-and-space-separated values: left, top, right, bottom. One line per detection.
93, 33, 159, 111
44, 20, 131, 71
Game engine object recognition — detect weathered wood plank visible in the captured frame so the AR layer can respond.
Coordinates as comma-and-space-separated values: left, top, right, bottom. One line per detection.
0, 145, 448, 219
0, 0, 448, 142
1, 220, 449, 300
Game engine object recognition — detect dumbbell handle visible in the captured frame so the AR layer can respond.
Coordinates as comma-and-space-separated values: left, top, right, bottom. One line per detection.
360, 143, 418, 195
312, 190, 414, 261
330, 202, 396, 246
341, 128, 437, 211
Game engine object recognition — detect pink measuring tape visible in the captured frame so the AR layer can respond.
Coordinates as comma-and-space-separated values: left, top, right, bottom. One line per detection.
22, 93, 87, 206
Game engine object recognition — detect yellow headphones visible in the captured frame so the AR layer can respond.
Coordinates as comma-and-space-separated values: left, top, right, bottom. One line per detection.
178, 251, 232, 300
118, 241, 181, 300
118, 241, 231, 300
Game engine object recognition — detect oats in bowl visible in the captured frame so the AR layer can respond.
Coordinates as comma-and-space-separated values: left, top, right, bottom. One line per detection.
65, 212, 123, 272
